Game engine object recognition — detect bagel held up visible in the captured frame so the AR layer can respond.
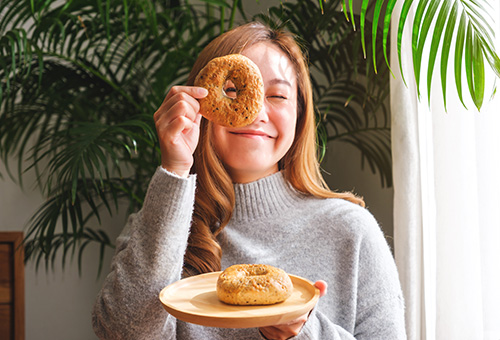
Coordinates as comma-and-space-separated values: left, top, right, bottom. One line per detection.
194, 54, 264, 128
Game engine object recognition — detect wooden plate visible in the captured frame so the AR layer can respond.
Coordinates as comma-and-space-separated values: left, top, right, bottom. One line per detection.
159, 271, 319, 328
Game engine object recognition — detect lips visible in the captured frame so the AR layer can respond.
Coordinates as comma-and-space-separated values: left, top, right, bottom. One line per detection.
229, 129, 274, 138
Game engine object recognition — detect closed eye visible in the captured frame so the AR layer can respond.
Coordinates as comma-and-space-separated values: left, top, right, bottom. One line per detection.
223, 79, 237, 99
223, 86, 237, 99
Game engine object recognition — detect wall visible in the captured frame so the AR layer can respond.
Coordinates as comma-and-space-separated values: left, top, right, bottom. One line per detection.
323, 143, 394, 248
0, 1, 393, 339
0, 158, 126, 340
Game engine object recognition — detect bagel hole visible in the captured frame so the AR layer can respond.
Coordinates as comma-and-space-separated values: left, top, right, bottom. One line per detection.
222, 80, 237, 99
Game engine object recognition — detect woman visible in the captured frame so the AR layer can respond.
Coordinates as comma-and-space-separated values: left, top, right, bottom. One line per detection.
92, 22, 406, 340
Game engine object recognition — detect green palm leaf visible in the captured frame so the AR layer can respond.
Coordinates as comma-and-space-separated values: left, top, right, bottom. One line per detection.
1, 0, 228, 272
335, 0, 500, 111
0, 0, 391, 274
440, 2, 459, 109
258, 0, 392, 187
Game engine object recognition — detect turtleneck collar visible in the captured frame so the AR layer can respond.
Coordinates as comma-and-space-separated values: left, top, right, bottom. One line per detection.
231, 171, 305, 221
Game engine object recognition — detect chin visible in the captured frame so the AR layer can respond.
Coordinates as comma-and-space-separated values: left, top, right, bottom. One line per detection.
227, 165, 279, 183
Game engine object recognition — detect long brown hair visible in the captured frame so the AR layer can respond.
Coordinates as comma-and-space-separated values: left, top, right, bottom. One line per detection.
183, 22, 364, 275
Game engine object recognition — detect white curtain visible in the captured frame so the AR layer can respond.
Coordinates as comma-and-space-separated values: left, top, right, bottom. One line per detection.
391, 2, 500, 340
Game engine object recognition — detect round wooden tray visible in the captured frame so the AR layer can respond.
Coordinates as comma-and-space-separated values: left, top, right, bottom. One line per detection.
159, 271, 319, 328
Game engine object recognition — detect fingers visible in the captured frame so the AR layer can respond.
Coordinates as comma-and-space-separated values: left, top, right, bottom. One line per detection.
259, 281, 328, 339
164, 115, 196, 141
154, 85, 206, 151
259, 314, 308, 340
161, 85, 208, 109
153, 86, 207, 176
314, 280, 328, 297
155, 86, 207, 125
162, 85, 208, 103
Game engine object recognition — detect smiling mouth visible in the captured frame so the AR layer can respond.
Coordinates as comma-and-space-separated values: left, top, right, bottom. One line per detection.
229, 131, 273, 139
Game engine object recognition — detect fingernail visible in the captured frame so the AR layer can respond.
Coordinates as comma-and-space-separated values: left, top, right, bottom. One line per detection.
198, 87, 208, 96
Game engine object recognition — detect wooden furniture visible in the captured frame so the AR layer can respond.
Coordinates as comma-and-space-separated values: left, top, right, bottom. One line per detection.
0, 232, 25, 340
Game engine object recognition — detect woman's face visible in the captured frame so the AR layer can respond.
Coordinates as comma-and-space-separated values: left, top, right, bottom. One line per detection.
212, 42, 298, 183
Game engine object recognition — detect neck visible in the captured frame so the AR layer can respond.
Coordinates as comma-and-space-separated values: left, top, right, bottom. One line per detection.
227, 166, 279, 184
231, 171, 304, 221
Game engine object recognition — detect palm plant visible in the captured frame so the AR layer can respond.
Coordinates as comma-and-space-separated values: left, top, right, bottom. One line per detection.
1, 0, 498, 274
335, 0, 500, 110
1, 0, 236, 273
256, 1, 393, 186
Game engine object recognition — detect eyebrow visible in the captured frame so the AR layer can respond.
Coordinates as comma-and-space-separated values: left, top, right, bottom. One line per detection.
268, 78, 292, 87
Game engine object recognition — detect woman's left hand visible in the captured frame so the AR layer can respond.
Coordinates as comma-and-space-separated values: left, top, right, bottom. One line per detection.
259, 280, 327, 340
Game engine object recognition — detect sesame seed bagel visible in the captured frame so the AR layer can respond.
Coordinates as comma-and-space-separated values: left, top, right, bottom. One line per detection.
194, 54, 264, 128
216, 264, 293, 306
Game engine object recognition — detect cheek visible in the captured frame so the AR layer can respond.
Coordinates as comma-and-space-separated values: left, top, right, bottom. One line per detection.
280, 129, 296, 157
211, 125, 227, 155
211, 125, 240, 166
276, 111, 297, 149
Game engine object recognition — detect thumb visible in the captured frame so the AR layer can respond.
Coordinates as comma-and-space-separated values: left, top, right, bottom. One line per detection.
314, 280, 327, 297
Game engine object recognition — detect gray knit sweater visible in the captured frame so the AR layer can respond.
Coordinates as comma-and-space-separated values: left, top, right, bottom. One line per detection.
92, 168, 406, 339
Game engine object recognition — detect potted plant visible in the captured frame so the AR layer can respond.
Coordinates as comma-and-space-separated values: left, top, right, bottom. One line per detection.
0, 0, 498, 273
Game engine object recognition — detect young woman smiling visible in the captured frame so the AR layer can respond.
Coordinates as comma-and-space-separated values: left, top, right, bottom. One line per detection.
92, 22, 406, 340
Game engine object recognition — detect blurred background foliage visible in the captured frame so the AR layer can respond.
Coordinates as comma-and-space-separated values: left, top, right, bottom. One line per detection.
0, 0, 393, 273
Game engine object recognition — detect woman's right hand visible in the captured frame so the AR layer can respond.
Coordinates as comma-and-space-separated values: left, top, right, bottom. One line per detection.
154, 86, 208, 177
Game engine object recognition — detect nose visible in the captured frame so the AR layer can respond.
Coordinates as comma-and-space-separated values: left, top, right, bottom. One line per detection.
254, 103, 269, 123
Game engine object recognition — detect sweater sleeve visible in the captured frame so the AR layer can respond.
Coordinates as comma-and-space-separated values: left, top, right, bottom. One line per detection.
293, 205, 406, 340
92, 167, 196, 340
